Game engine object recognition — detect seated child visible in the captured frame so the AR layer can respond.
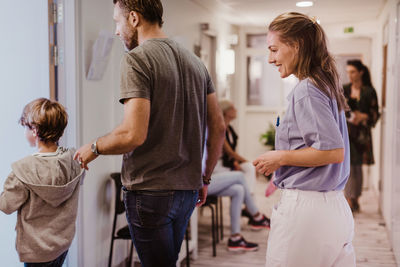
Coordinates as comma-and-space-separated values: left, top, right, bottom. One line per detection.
0, 98, 84, 267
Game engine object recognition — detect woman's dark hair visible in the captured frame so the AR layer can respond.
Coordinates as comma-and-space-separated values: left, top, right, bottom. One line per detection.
347, 59, 372, 87
269, 12, 347, 111
113, 0, 164, 27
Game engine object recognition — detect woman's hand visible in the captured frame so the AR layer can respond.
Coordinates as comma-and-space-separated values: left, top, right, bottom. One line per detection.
352, 110, 368, 125
233, 160, 242, 171
253, 150, 283, 176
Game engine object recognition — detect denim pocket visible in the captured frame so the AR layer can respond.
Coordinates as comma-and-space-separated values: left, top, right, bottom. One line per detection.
135, 191, 174, 227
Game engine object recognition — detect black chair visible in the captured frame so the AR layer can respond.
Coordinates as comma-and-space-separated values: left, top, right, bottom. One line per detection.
108, 172, 134, 267
202, 195, 223, 256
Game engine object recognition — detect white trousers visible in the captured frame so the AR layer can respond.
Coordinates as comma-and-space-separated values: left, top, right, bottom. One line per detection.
266, 189, 356, 267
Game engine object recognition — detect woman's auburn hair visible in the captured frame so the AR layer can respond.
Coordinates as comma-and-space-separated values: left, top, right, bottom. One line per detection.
269, 12, 347, 111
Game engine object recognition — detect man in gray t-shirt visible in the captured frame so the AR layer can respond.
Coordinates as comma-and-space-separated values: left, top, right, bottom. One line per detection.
74, 0, 225, 266
119, 38, 216, 191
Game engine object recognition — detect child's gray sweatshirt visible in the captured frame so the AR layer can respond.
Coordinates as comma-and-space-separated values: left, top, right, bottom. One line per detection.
0, 147, 84, 263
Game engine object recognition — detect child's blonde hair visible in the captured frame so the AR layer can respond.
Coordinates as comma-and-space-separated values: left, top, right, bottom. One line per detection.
19, 98, 68, 143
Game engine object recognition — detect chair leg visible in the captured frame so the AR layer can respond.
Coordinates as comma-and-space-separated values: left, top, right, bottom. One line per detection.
209, 206, 216, 257
108, 238, 115, 267
128, 241, 134, 267
219, 197, 223, 240
215, 200, 219, 243
185, 228, 190, 267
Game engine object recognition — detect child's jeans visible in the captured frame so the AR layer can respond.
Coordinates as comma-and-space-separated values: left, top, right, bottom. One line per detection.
24, 250, 68, 267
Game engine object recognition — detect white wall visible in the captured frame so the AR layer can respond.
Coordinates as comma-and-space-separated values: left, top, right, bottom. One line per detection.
163, 0, 238, 96
0, 1, 49, 266
75, 0, 123, 266
371, 0, 399, 235
235, 26, 297, 162
373, 2, 400, 260
75, 0, 237, 266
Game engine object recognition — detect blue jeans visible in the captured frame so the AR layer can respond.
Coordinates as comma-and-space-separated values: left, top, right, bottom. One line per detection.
24, 250, 68, 267
207, 171, 259, 235
123, 188, 198, 267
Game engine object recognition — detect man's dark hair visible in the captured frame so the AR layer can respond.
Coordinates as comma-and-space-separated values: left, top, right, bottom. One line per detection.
113, 0, 164, 27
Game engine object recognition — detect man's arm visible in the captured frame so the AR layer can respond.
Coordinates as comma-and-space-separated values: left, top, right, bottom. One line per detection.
74, 98, 150, 169
203, 93, 226, 181
197, 92, 225, 206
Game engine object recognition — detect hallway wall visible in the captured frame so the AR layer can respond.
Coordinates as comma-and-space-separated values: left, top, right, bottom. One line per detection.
75, 1, 122, 266
374, 1, 400, 263
0, 3, 49, 266
370, 0, 399, 235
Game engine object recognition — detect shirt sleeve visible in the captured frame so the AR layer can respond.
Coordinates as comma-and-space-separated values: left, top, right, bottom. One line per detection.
0, 172, 29, 215
294, 95, 344, 150
119, 53, 151, 104
366, 88, 380, 128
206, 70, 215, 95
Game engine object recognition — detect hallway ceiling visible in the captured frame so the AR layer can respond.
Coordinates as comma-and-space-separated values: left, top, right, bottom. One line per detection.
191, 0, 387, 26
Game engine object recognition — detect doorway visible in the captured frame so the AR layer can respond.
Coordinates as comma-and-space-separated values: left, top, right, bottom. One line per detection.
379, 20, 389, 213
200, 32, 217, 89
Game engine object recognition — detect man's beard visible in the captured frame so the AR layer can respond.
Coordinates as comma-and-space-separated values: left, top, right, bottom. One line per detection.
124, 28, 139, 51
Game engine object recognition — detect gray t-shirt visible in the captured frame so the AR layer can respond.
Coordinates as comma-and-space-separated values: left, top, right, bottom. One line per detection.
119, 38, 214, 190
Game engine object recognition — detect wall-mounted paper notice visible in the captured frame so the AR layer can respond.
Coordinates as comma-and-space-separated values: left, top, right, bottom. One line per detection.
87, 30, 114, 81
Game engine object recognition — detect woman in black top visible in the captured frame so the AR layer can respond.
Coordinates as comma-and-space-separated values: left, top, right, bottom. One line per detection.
344, 60, 380, 212
217, 100, 257, 194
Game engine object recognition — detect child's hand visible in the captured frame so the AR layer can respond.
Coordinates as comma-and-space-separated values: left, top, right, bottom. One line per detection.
74, 143, 98, 170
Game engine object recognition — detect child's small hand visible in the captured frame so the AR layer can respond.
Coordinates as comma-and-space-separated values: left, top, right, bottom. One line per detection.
74, 143, 98, 170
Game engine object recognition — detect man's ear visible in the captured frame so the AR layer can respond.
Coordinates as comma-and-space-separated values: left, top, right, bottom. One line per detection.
128, 11, 140, 27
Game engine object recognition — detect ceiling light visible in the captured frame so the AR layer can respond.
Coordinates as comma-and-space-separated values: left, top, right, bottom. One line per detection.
296, 1, 314, 7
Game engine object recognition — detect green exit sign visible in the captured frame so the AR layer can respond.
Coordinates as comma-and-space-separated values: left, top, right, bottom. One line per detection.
344, 26, 354, 33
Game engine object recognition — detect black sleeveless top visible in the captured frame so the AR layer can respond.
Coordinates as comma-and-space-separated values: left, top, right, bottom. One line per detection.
222, 125, 238, 169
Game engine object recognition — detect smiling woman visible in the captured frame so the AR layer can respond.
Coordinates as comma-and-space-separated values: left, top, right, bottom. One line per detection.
267, 31, 298, 79
254, 12, 355, 267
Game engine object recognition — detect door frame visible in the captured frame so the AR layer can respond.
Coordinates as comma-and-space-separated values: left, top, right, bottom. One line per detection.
55, 0, 83, 266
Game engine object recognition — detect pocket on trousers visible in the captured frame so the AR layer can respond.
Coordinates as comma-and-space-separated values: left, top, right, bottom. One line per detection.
267, 200, 290, 265
135, 191, 174, 227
